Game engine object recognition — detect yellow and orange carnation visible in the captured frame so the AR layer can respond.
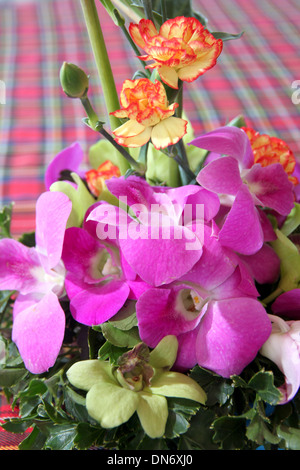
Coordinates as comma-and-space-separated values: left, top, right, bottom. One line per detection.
129, 16, 223, 89
86, 160, 121, 197
110, 78, 188, 149
242, 127, 298, 185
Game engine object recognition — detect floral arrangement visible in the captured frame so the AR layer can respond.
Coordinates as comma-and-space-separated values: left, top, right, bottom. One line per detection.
0, 0, 300, 451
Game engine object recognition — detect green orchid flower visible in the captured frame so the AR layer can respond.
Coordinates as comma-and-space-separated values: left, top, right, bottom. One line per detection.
67, 336, 206, 439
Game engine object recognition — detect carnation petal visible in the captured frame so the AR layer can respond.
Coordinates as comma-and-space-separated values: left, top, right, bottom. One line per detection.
114, 126, 152, 148
158, 65, 179, 89
151, 117, 187, 149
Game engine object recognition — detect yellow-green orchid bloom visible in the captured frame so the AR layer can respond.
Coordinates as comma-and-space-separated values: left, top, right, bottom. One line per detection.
67, 336, 206, 439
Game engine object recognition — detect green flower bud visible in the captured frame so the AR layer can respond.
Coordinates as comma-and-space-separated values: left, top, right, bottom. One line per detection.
60, 62, 89, 99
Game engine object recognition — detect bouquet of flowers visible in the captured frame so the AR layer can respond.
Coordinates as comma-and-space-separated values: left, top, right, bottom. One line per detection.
0, 0, 300, 451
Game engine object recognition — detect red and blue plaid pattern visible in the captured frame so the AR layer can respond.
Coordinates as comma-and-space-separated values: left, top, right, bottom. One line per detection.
0, 0, 299, 238
0, 0, 300, 448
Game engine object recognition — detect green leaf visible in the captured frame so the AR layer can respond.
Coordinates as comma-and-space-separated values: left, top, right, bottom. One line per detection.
179, 408, 218, 450
74, 423, 105, 450
212, 416, 247, 450
0, 368, 28, 388
108, 301, 138, 330
246, 414, 281, 446
271, 229, 300, 292
44, 424, 77, 450
18, 231, 36, 247
189, 366, 234, 406
281, 203, 300, 236
276, 424, 300, 450
18, 425, 48, 450
248, 371, 281, 405
98, 341, 129, 364
211, 30, 244, 41
0, 203, 13, 238
101, 322, 141, 348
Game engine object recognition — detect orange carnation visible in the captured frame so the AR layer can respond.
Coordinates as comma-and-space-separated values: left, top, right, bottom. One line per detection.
129, 16, 223, 89
86, 160, 121, 197
242, 127, 298, 185
110, 78, 188, 149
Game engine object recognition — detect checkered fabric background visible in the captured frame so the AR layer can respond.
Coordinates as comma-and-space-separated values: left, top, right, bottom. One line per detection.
0, 0, 300, 449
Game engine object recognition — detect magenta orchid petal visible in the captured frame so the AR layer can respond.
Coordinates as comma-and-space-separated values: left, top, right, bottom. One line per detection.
243, 163, 294, 215
272, 290, 300, 320
174, 326, 200, 371
260, 315, 300, 404
67, 280, 130, 326
189, 126, 254, 169
183, 188, 221, 223
218, 185, 264, 255
136, 286, 204, 348
257, 209, 277, 242
239, 244, 280, 285
195, 298, 272, 377
12, 293, 43, 320
0, 238, 43, 295
62, 226, 111, 284
119, 222, 202, 286
12, 291, 66, 374
179, 224, 237, 291
197, 156, 243, 196
212, 265, 258, 300
106, 175, 159, 211
45, 142, 84, 190
35, 191, 72, 270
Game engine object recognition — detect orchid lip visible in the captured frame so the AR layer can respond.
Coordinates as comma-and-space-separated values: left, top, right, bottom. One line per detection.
176, 288, 209, 320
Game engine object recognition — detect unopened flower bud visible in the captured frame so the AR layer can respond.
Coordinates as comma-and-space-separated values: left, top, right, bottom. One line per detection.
60, 62, 89, 99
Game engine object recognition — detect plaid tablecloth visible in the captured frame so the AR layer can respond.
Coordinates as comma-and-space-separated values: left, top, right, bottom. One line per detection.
0, 0, 300, 449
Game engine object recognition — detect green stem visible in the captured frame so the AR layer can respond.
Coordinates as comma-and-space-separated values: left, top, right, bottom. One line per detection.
81, 96, 145, 174
142, 0, 155, 23
80, 0, 121, 130
161, 0, 168, 22
261, 287, 284, 306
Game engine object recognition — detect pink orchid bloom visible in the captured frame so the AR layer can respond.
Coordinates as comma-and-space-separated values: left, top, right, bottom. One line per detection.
0, 191, 72, 374
61, 211, 151, 326
87, 175, 221, 287
189, 126, 295, 255
45, 141, 85, 190
136, 223, 272, 377
260, 315, 300, 404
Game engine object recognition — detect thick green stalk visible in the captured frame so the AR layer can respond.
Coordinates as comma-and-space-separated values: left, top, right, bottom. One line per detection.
80, 0, 121, 130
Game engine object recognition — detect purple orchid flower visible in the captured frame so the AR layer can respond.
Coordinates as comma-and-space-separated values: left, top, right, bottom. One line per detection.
260, 314, 300, 404
0, 191, 72, 374
61, 217, 151, 326
45, 141, 84, 190
189, 126, 294, 255
136, 222, 272, 377
87, 175, 220, 287
271, 289, 300, 320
